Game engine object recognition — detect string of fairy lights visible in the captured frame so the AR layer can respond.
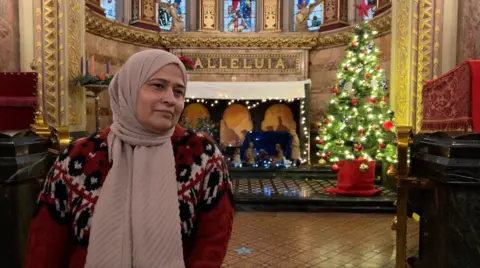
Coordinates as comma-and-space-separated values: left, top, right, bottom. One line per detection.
184, 96, 310, 165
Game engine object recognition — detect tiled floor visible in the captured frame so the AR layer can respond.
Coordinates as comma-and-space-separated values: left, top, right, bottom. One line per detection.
233, 178, 397, 201
225, 212, 419, 268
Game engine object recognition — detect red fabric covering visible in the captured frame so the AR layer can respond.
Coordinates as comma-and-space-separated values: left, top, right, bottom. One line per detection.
468, 61, 480, 131
0, 72, 38, 131
422, 60, 480, 132
324, 160, 381, 196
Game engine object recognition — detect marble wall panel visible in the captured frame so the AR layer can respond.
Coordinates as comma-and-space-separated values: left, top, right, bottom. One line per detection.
0, 0, 20, 71
457, 0, 480, 63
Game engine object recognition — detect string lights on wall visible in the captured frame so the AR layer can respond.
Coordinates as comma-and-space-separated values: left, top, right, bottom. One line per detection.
183, 96, 310, 165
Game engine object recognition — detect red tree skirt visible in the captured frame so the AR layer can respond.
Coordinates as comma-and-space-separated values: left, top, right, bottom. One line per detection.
324, 160, 381, 197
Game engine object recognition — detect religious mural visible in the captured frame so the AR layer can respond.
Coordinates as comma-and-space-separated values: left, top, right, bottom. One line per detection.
293, 0, 323, 32
158, 0, 186, 31
223, 0, 256, 32
101, 0, 116, 20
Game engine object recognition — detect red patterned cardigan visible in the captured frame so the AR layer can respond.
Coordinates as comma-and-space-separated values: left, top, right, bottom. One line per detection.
24, 125, 234, 268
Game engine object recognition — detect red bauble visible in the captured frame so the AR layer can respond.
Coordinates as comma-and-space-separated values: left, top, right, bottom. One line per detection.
354, 144, 363, 152
359, 129, 364, 136
327, 152, 333, 157
351, 98, 358, 106
368, 97, 376, 104
381, 97, 387, 102
331, 164, 340, 172
317, 138, 325, 144
364, 73, 371, 80
358, 156, 365, 161
379, 142, 386, 149
383, 121, 394, 131
376, 66, 381, 71
361, 50, 367, 54
343, 65, 349, 71
333, 87, 340, 95
325, 119, 332, 125
352, 42, 357, 47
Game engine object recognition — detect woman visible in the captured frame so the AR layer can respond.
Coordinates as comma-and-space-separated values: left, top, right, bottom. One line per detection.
25, 50, 234, 268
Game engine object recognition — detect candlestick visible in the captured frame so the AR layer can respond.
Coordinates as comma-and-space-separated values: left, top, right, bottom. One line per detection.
106, 59, 110, 74
80, 57, 83, 74
86, 60, 89, 75
91, 56, 95, 75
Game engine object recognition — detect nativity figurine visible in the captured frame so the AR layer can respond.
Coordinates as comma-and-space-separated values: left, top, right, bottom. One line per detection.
244, 142, 256, 165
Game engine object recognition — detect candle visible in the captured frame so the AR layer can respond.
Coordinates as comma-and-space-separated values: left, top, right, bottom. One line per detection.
106, 59, 110, 74
86, 60, 89, 75
80, 57, 83, 75
91, 56, 95, 75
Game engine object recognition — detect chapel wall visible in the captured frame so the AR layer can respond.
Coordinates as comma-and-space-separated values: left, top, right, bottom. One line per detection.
83, 32, 391, 134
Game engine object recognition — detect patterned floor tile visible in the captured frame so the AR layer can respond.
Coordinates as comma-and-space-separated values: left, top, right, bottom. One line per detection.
232, 178, 396, 201
226, 212, 419, 268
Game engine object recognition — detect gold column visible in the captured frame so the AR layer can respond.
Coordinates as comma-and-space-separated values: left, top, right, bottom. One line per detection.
199, 0, 220, 32
260, 0, 281, 32
130, 0, 159, 31
33, 0, 86, 132
390, 0, 442, 132
319, 0, 349, 32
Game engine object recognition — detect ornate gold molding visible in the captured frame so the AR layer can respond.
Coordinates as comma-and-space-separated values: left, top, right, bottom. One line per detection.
85, 8, 391, 49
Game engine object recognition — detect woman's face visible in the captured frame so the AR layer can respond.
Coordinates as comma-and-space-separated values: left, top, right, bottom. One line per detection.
136, 64, 186, 134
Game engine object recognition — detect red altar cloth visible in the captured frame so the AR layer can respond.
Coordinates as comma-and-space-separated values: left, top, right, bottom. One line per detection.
422, 60, 480, 132
0, 72, 38, 131
324, 160, 381, 197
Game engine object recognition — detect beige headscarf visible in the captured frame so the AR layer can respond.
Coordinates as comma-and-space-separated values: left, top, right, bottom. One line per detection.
85, 50, 188, 268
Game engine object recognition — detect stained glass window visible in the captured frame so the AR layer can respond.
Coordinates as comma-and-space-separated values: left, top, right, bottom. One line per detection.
223, 0, 257, 32
293, 0, 323, 32
365, 0, 376, 20
157, 0, 187, 31
101, 0, 116, 20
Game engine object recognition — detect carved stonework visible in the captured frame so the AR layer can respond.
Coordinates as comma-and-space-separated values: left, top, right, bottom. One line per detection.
320, 0, 348, 32
375, 0, 392, 16
200, 0, 218, 31
85, 8, 392, 49
176, 51, 303, 74
86, 0, 104, 15
130, 0, 159, 31
262, 0, 280, 32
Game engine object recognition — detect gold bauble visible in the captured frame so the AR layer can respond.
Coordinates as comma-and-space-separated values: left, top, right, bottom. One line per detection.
387, 165, 398, 176
359, 163, 369, 172
319, 159, 327, 165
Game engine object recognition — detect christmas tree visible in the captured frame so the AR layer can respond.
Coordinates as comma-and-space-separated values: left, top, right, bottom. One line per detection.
316, 3, 396, 171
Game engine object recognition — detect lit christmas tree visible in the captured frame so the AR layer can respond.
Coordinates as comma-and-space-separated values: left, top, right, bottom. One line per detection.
316, 3, 396, 172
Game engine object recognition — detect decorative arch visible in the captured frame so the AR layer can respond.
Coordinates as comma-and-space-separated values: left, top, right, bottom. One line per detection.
221, 104, 253, 146
261, 104, 297, 132
223, 0, 257, 32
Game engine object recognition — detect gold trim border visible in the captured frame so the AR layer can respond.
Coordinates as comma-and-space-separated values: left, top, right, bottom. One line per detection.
85, 8, 391, 49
